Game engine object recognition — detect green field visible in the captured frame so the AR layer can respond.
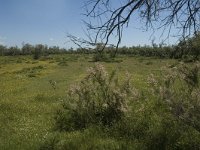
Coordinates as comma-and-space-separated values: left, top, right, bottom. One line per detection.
0, 54, 199, 150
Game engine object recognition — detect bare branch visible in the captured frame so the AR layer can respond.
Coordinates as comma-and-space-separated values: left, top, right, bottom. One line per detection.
68, 0, 200, 56
84, 0, 200, 49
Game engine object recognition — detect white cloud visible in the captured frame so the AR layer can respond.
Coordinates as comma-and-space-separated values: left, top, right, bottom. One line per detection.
49, 38, 54, 41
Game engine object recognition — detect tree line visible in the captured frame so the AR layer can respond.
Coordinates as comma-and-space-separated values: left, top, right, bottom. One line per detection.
0, 33, 200, 60
0, 44, 73, 56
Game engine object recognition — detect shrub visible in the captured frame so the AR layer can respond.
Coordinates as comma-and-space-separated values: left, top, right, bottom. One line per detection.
93, 51, 109, 62
107, 62, 200, 149
148, 62, 200, 132
55, 63, 139, 131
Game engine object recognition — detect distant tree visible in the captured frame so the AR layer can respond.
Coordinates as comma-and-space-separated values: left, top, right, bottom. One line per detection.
7, 46, 21, 56
0, 45, 6, 56
176, 32, 200, 60
33, 44, 44, 59
48, 46, 60, 54
189, 32, 200, 59
22, 43, 34, 55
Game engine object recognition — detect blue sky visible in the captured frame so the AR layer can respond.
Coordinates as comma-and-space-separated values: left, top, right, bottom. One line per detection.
0, 0, 178, 48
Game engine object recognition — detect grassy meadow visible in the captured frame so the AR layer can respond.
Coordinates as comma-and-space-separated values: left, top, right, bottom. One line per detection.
0, 54, 199, 150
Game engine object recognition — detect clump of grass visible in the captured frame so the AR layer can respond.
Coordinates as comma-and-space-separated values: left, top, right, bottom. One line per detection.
32, 61, 39, 64
25, 61, 31, 64
39, 56, 53, 61
40, 127, 141, 150
49, 60, 55, 64
145, 61, 153, 65
93, 51, 109, 62
138, 57, 144, 63
55, 63, 139, 131
34, 93, 60, 103
35, 93, 46, 101
57, 61, 68, 66
15, 65, 45, 77
49, 80, 57, 90
28, 73, 37, 78
40, 134, 60, 150
16, 59, 22, 63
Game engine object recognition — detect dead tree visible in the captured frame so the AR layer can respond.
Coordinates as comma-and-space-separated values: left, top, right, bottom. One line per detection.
70, 0, 200, 56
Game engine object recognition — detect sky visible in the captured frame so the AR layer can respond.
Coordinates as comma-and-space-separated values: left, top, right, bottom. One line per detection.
0, 0, 179, 48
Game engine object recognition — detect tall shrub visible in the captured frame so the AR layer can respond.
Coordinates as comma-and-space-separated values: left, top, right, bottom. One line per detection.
55, 63, 139, 131
148, 63, 200, 132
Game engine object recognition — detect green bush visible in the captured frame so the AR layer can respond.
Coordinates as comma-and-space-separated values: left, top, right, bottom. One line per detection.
149, 62, 200, 132
93, 51, 109, 62
55, 63, 139, 131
